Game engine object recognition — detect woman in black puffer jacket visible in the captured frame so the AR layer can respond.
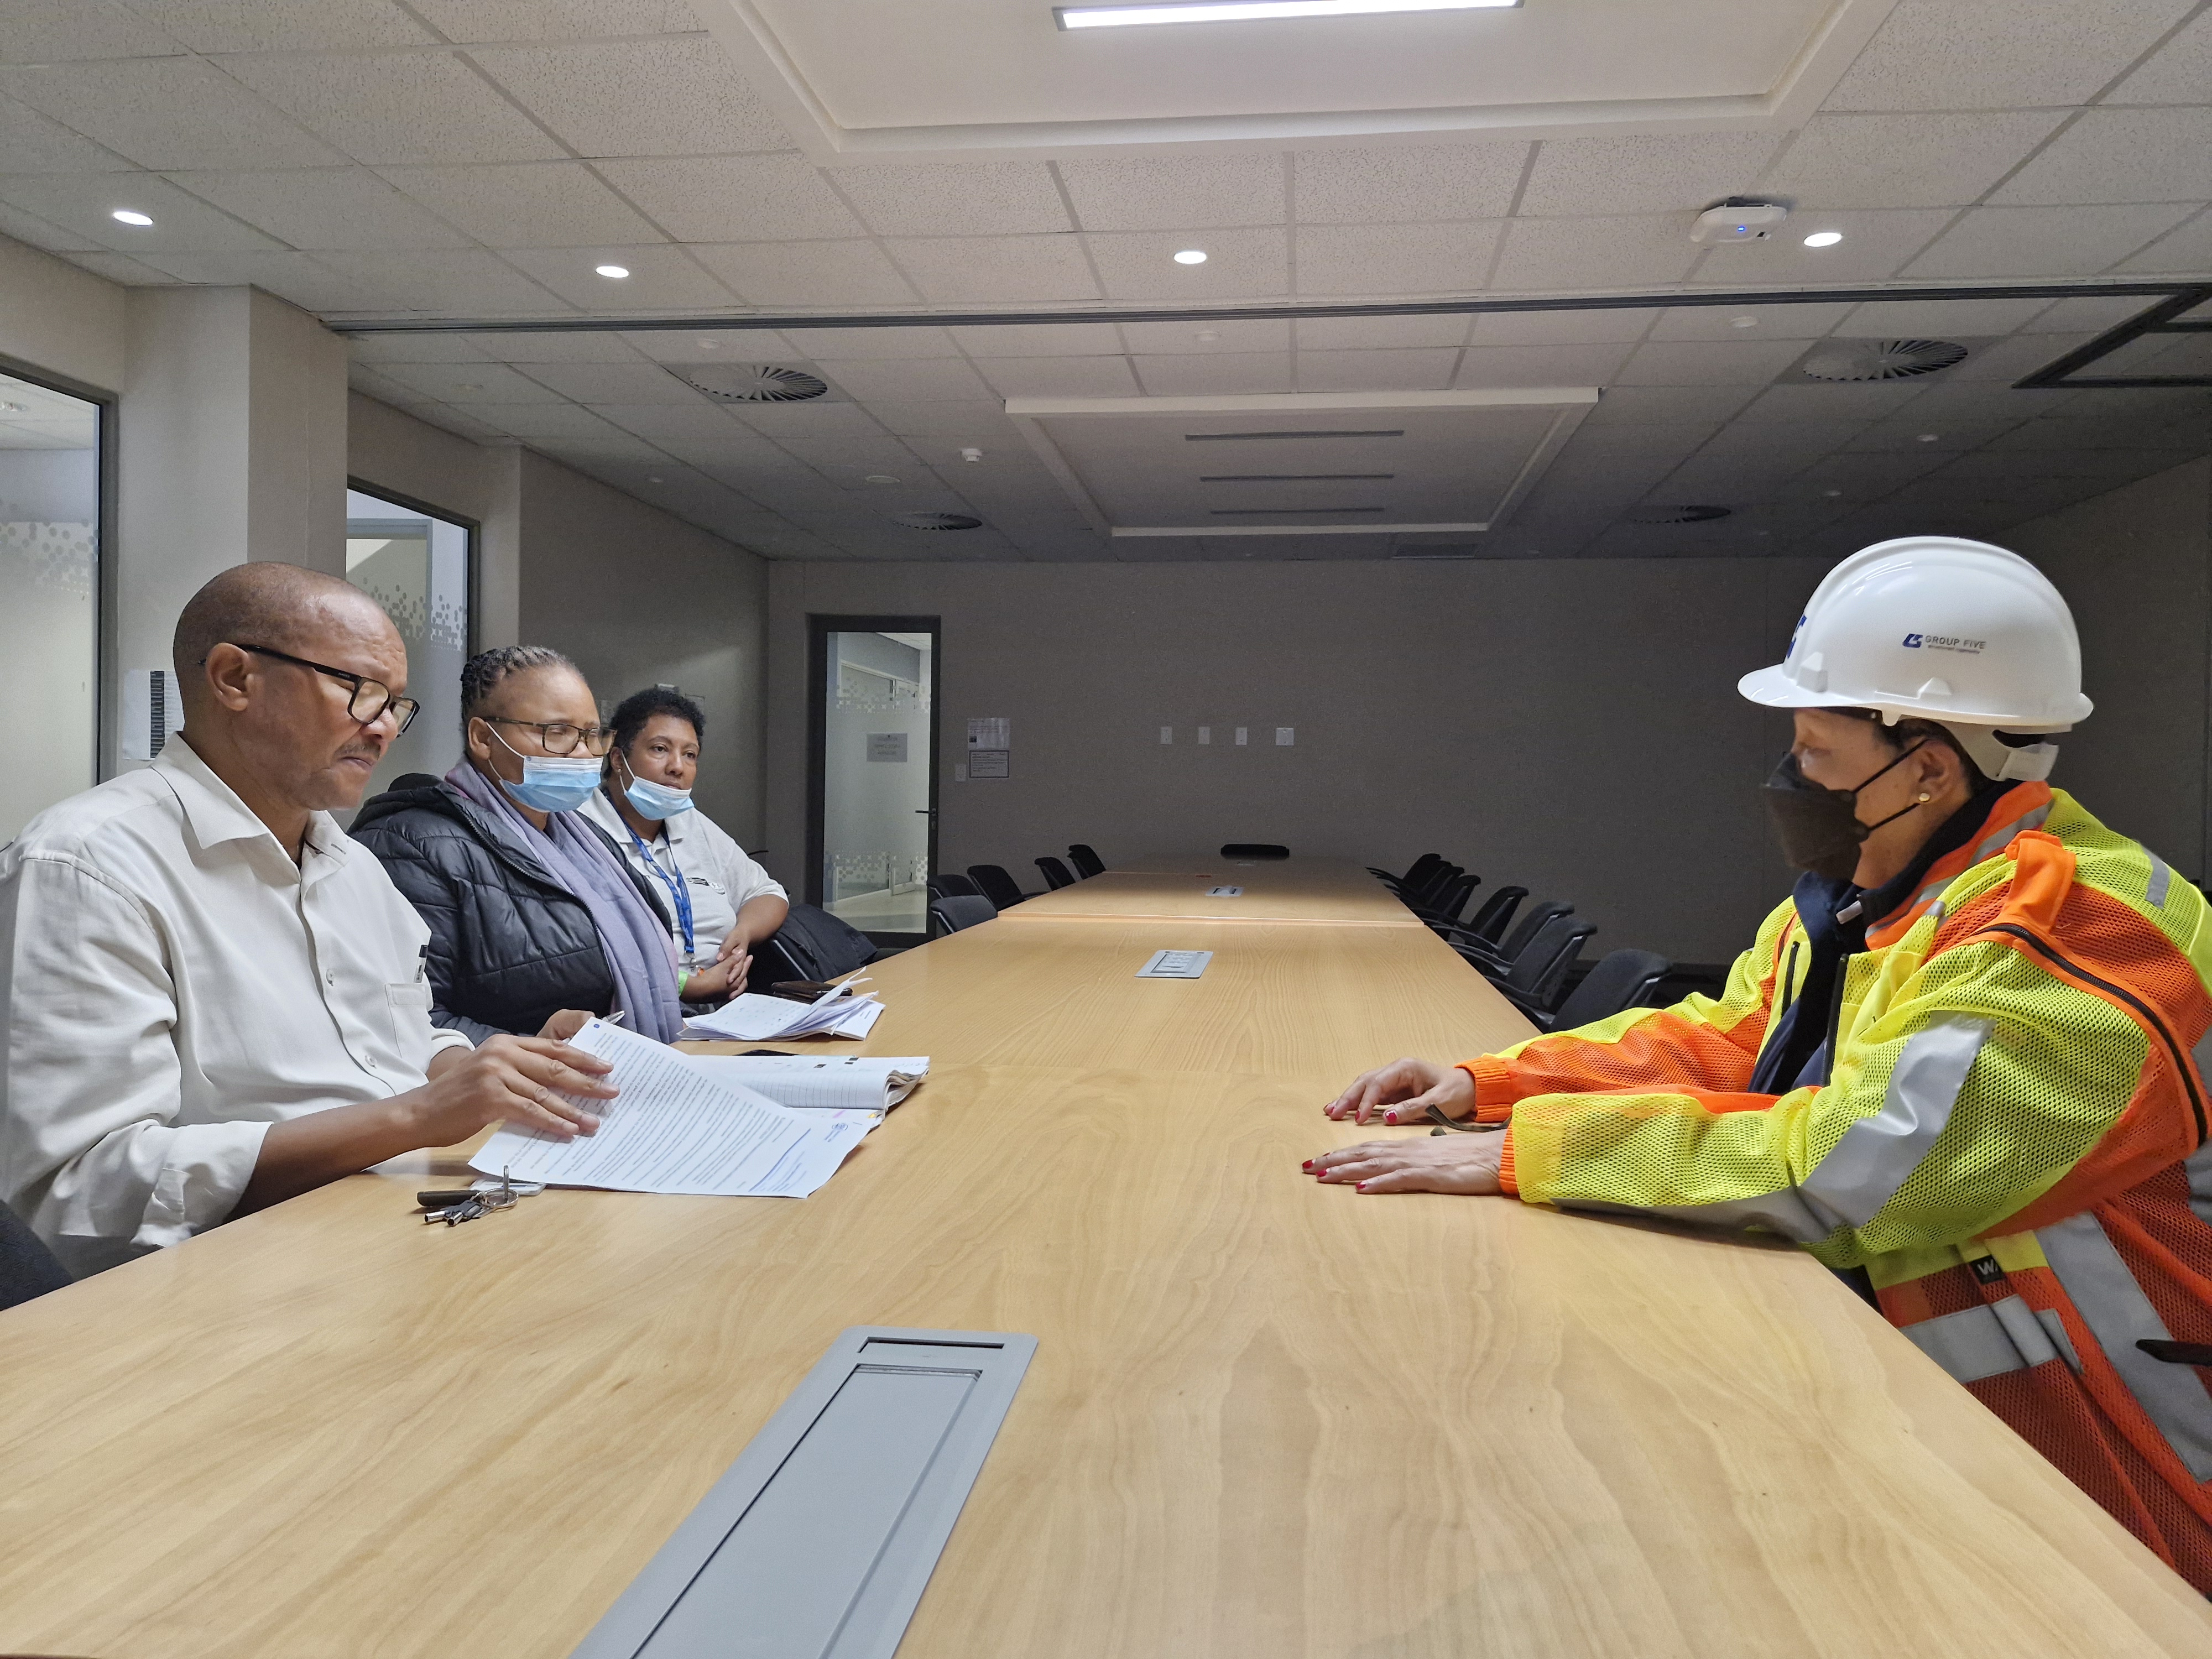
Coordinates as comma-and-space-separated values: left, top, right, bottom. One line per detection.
352, 645, 685, 1045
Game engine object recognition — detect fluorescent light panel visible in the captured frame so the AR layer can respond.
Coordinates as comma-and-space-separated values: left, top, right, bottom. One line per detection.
1060, 0, 1517, 28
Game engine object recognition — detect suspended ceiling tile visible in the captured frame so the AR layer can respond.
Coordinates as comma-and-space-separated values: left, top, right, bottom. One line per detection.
1937, 332, 2096, 383
1131, 353, 1295, 396
1469, 307, 1658, 345
1088, 227, 1288, 300
885, 233, 1098, 304
518, 358, 708, 403
592, 154, 865, 243
1687, 207, 1955, 282
1647, 301, 1855, 340
1293, 348, 1460, 393
0, 171, 285, 251
863, 400, 1024, 441
500, 244, 739, 309
1901, 380, 2063, 421
60, 249, 183, 281
2114, 208, 2212, 273
1843, 417, 2025, 453
621, 328, 792, 362
1520, 131, 1782, 218
469, 37, 791, 156
971, 355, 1142, 399
829, 160, 1071, 238
1453, 341, 1636, 388
1695, 416, 1872, 458
348, 333, 495, 364
376, 360, 571, 402
1058, 153, 1286, 232
584, 401, 760, 441
818, 356, 997, 401
1293, 314, 1470, 351
1120, 317, 1291, 354
1613, 337, 1814, 385
1490, 215, 1699, 291
0, 1, 184, 64
2028, 294, 2172, 333
0, 92, 137, 173
690, 238, 919, 306
1581, 383, 1762, 425
220, 51, 561, 168
947, 321, 1125, 357
1741, 381, 1927, 421
474, 330, 653, 363
2104, 8, 2212, 103
463, 401, 636, 440
1822, 0, 2198, 111
1761, 111, 2069, 210
377, 161, 667, 247
1291, 143, 1528, 226
405, 0, 703, 40
766, 325, 952, 359
1992, 107, 2212, 205
1293, 220, 1503, 296
164, 166, 475, 251
0, 57, 345, 171
131, 0, 435, 52
1905, 202, 2195, 278
314, 248, 571, 312
138, 249, 401, 310
1837, 296, 2057, 337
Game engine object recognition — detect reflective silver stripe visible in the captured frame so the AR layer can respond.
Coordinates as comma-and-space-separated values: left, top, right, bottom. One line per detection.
2194, 1030, 2212, 1109
2147, 852, 2173, 909
1991, 1293, 2062, 1368
1800, 1016, 1991, 1229
2184, 1139, 2212, 1230
2036, 1306, 2083, 1373
1905, 1299, 2048, 1383
2037, 1212, 2212, 1481
1973, 803, 2051, 865
1558, 1193, 1831, 1244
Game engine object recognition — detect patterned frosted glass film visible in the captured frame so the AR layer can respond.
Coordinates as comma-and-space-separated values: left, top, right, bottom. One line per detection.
823, 630, 932, 934
0, 371, 98, 841
346, 487, 469, 803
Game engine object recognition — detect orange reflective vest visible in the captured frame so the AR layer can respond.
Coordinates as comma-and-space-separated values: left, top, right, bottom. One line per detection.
1463, 784, 2212, 1590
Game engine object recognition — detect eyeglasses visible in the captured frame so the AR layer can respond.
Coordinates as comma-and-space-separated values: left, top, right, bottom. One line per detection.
483, 716, 615, 758
228, 643, 420, 733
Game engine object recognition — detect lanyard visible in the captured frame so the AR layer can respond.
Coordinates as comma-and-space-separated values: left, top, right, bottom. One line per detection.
624, 822, 696, 959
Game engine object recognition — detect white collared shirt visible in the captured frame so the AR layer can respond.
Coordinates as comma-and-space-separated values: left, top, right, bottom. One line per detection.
0, 735, 471, 1277
580, 789, 786, 967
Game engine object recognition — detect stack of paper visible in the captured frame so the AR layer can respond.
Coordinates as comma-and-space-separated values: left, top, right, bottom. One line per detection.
471, 1019, 887, 1199
681, 979, 885, 1042
687, 1054, 930, 1112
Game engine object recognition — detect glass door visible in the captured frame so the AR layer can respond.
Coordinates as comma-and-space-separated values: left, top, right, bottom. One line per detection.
808, 617, 940, 945
345, 483, 473, 805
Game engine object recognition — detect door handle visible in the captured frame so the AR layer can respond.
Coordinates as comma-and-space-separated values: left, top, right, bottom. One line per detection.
914, 808, 937, 817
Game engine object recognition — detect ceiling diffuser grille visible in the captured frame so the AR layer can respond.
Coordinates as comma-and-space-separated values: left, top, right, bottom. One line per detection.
1799, 339, 1969, 382
667, 363, 831, 402
1627, 504, 1732, 524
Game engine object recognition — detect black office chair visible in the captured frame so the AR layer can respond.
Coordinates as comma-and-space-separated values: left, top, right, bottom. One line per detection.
929, 895, 998, 937
1036, 856, 1077, 890
1457, 885, 1526, 948
1220, 843, 1289, 859
1439, 899, 1573, 975
968, 864, 1032, 909
1370, 852, 1444, 893
1507, 948, 1672, 1032
752, 903, 880, 983
927, 873, 980, 901
1487, 914, 1598, 1013
0, 1203, 70, 1312
1067, 844, 1106, 879
1407, 869, 1479, 926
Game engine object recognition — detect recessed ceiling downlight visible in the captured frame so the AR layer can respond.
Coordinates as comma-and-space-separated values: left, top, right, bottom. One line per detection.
595, 263, 630, 278
1627, 504, 1733, 525
1173, 249, 1208, 264
1058, 0, 1517, 25
111, 208, 153, 226
1801, 339, 1969, 382
891, 513, 983, 530
667, 363, 831, 403
1803, 230, 1843, 247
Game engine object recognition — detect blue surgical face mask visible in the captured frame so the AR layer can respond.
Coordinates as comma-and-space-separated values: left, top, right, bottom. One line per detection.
486, 724, 602, 814
625, 774, 692, 820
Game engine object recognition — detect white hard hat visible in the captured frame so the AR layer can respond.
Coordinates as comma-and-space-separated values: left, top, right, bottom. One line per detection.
1739, 536, 2092, 782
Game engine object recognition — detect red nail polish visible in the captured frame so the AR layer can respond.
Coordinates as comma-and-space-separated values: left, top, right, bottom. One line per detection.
1355, 1182, 1369, 1191
1384, 1112, 1397, 1124
1301, 1160, 1313, 1169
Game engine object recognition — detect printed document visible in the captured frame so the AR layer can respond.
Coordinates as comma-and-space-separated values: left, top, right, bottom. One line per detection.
682, 979, 884, 1041
687, 1054, 929, 1111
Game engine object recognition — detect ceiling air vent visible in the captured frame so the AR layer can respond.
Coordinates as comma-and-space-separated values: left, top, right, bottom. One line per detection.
1627, 504, 1733, 525
890, 513, 983, 531
667, 363, 831, 403
1800, 339, 1969, 382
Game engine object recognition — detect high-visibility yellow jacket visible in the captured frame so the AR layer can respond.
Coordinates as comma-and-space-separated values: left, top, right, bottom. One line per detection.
1465, 782, 2212, 1590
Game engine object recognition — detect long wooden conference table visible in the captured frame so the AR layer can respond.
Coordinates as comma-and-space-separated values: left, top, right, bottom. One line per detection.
3, 856, 2210, 1657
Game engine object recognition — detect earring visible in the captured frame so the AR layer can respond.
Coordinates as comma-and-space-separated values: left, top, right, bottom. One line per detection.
1918, 792, 1931, 802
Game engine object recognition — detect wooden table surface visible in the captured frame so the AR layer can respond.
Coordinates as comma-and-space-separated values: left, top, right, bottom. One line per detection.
2, 859, 2208, 1658
1007, 854, 1420, 925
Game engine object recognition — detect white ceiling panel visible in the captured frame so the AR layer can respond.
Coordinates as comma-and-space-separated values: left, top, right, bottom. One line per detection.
348, 333, 494, 364
1088, 227, 1288, 300
690, 239, 919, 306
2028, 294, 2169, 333
499, 244, 738, 310
312, 248, 570, 312
1490, 215, 1700, 291
1992, 108, 2212, 206
60, 249, 180, 281
862, 400, 1022, 441
1844, 416, 2025, 453
1648, 301, 1855, 339
1760, 111, 2069, 209
469, 37, 791, 157
2115, 208, 2212, 273
885, 234, 1097, 304
377, 161, 666, 247
1614, 337, 1812, 384
816, 356, 995, 401
1292, 314, 1470, 351
1295, 348, 1460, 392
0, 56, 344, 171
1291, 144, 1527, 226
130, 0, 435, 52
947, 321, 1125, 357
829, 161, 1070, 238
0, 93, 135, 173
1582, 384, 1762, 425
1469, 307, 1658, 345
164, 166, 474, 250
1058, 154, 1287, 232
1823, 0, 2199, 111
1119, 318, 1291, 354
478, 329, 653, 362
1519, 132, 1782, 218
1741, 382, 1927, 421
0, 171, 283, 251
463, 401, 633, 440
971, 356, 1143, 399
376, 361, 571, 402
139, 249, 401, 310
405, 0, 703, 39
220, 51, 562, 168
1294, 220, 1503, 296
2105, 8, 2212, 103
771, 326, 952, 359
720, 401, 889, 441
1940, 332, 2098, 382
519, 359, 708, 403
1906, 202, 2195, 278
1131, 353, 1295, 396
1688, 208, 1955, 282
582, 401, 759, 441
621, 328, 790, 362
1838, 296, 2057, 336
1453, 341, 1637, 387
0, 1, 183, 63
592, 154, 865, 243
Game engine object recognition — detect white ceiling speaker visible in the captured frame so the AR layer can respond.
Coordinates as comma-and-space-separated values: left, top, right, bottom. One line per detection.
1801, 339, 1970, 382
1689, 199, 1788, 244
666, 363, 831, 402
1627, 504, 1732, 524
890, 513, 983, 530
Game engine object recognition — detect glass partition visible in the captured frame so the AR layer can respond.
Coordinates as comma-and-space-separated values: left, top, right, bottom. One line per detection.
346, 486, 471, 802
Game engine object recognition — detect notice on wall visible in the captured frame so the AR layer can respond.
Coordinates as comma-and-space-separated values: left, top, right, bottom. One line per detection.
867, 733, 908, 762
967, 716, 1010, 752
969, 750, 1010, 780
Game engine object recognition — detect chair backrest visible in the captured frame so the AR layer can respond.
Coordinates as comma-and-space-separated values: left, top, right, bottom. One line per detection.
1462, 884, 1525, 945
1501, 914, 1598, 1005
752, 902, 879, 983
1067, 844, 1105, 879
968, 864, 1027, 909
927, 872, 979, 900
1398, 852, 1444, 887
1430, 870, 1480, 923
1036, 856, 1076, 890
929, 895, 998, 936
1547, 949, 1672, 1031
0, 1202, 69, 1312
1220, 843, 1288, 859
1498, 899, 1572, 963
1406, 860, 1462, 910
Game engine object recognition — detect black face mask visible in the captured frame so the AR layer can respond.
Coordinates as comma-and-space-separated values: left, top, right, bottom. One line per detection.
1761, 742, 1929, 881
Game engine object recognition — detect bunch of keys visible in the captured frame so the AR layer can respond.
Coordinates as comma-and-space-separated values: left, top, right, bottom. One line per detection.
417, 1167, 543, 1225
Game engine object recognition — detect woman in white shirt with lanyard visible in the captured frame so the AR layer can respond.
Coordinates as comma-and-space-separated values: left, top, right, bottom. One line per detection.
581, 687, 789, 1004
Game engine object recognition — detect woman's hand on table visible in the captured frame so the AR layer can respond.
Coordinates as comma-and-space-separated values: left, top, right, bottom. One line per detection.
1305, 1133, 1504, 1195
1323, 1057, 1475, 1125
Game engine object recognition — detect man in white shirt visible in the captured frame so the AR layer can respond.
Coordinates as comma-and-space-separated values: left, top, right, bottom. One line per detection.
0, 562, 615, 1277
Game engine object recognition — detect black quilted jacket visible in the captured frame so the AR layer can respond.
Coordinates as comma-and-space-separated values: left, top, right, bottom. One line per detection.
350, 778, 669, 1045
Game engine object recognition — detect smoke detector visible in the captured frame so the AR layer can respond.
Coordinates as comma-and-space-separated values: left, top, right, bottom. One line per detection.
1800, 339, 1970, 382
665, 362, 831, 403
890, 513, 982, 530
1627, 504, 1733, 525
1690, 199, 1788, 244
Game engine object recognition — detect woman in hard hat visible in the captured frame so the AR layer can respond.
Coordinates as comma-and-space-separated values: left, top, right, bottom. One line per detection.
1309, 536, 2212, 1592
